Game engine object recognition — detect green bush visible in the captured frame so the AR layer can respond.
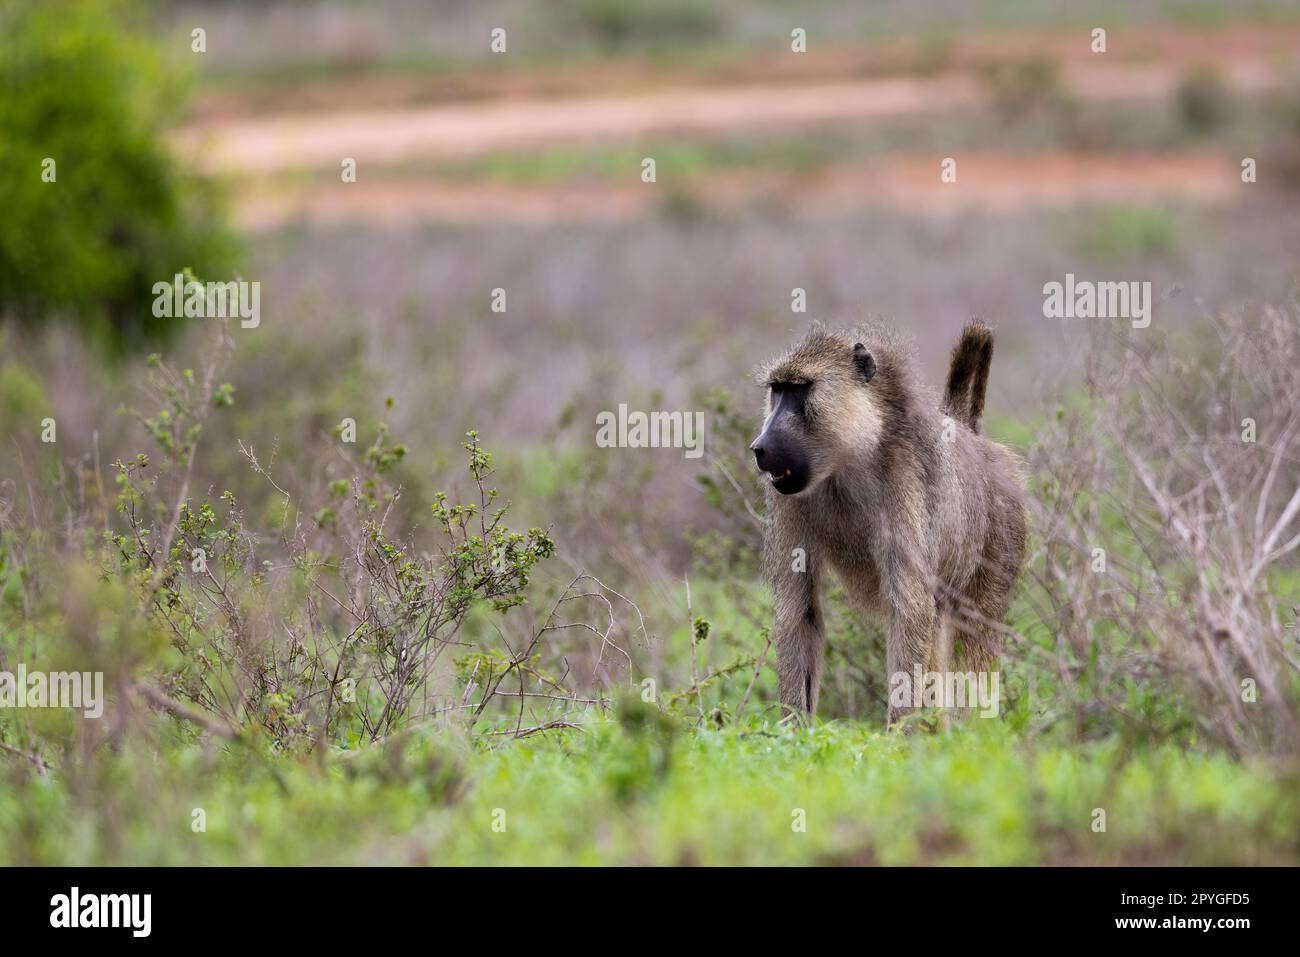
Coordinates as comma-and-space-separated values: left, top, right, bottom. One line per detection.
569, 0, 724, 50
0, 0, 235, 352
1176, 65, 1233, 133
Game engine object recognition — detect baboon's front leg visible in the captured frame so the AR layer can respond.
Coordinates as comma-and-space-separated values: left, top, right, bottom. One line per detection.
770, 544, 824, 720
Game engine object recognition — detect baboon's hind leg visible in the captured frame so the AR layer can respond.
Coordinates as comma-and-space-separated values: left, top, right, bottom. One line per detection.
952, 565, 1017, 718
962, 546, 1018, 661
885, 586, 939, 731
925, 608, 957, 731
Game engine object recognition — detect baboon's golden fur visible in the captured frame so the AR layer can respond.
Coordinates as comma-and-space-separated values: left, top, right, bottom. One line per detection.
756, 321, 1027, 725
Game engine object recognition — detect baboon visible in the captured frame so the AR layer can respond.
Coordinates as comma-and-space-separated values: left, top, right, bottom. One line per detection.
751, 321, 1026, 726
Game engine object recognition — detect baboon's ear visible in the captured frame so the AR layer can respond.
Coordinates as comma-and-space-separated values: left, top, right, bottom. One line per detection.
853, 343, 876, 383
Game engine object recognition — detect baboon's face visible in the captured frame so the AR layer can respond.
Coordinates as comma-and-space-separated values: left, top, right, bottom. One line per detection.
752, 338, 881, 496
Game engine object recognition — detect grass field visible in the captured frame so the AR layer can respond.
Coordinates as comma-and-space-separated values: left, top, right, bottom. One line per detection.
6, 714, 1298, 866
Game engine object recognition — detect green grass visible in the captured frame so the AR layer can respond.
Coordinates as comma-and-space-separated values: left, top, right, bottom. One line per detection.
4, 711, 1296, 865
1069, 206, 1186, 264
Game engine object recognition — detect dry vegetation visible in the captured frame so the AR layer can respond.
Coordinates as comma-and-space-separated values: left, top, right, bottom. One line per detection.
1026, 304, 1300, 753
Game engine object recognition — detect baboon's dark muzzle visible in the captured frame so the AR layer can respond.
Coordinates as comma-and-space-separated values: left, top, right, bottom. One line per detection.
750, 428, 811, 495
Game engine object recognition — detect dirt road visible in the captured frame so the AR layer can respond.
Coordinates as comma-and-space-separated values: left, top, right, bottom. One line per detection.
179, 23, 1297, 228
180, 60, 1286, 177
232, 152, 1243, 230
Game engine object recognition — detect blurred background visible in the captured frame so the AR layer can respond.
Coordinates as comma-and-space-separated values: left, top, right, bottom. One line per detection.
2, 0, 1298, 521
3, 0, 1300, 866
6, 0, 1300, 565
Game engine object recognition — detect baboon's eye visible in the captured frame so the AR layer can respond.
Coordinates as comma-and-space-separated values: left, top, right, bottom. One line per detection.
770, 382, 811, 417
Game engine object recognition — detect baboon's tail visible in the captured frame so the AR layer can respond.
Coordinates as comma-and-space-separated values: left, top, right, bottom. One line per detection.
943, 321, 994, 435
